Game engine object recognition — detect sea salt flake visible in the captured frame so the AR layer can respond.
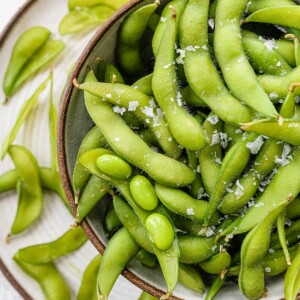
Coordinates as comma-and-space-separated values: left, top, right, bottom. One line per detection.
265, 267, 272, 273
187, 207, 194, 216
207, 114, 219, 125
206, 227, 215, 237
113, 106, 126, 115
246, 136, 264, 154
128, 101, 139, 111
269, 91, 279, 99
208, 18, 215, 29
160, 17, 167, 22
275, 143, 292, 166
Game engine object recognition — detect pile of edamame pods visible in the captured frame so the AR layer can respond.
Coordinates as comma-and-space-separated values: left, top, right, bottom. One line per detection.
72, 0, 300, 299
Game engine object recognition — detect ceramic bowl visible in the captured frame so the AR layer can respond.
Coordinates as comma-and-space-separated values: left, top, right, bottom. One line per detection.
57, 1, 287, 299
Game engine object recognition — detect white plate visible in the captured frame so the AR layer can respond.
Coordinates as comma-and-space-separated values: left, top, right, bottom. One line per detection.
0, 0, 141, 299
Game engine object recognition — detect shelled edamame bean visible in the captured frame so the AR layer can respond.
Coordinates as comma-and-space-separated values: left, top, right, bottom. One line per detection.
71, 0, 300, 299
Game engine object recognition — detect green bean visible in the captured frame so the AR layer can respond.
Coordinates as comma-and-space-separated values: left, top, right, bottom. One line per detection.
155, 184, 220, 224
152, 0, 187, 57
152, 6, 206, 151
219, 138, 284, 214
13, 251, 71, 300
3, 26, 50, 99
81, 71, 181, 158
76, 79, 195, 188
204, 133, 257, 226
178, 263, 205, 294
245, 7, 300, 30
199, 113, 223, 196
97, 227, 140, 299
284, 245, 300, 300
214, 0, 278, 118
241, 118, 300, 145
117, 1, 159, 76
199, 250, 231, 275
242, 30, 292, 75
8, 145, 43, 236
72, 126, 107, 202
1, 74, 50, 160
68, 0, 128, 10
59, 5, 115, 35
247, 0, 297, 13
239, 199, 290, 299
179, 0, 253, 126
18, 226, 87, 264
78, 254, 102, 300
258, 66, 300, 100
178, 235, 219, 264
77, 175, 110, 223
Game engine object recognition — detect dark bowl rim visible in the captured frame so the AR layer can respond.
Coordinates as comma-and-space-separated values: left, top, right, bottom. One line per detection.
57, 0, 182, 299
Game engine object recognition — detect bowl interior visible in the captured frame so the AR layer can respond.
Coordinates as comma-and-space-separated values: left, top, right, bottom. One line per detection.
58, 1, 286, 299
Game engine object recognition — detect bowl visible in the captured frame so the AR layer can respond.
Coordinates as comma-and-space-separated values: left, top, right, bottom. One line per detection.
57, 1, 288, 299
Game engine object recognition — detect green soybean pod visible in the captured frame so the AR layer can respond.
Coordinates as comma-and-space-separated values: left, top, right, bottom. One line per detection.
104, 63, 124, 84
105, 206, 122, 236
131, 73, 153, 96
96, 153, 132, 179
152, 6, 206, 151
214, 0, 278, 118
136, 249, 157, 268
199, 250, 231, 275
77, 80, 195, 188
204, 133, 257, 226
239, 199, 290, 300
68, 0, 128, 10
247, 0, 297, 13
13, 251, 71, 300
219, 138, 284, 214
205, 274, 226, 300
178, 236, 218, 264
97, 227, 140, 299
138, 291, 158, 300
117, 1, 159, 76
78, 254, 102, 300
152, 0, 187, 57
285, 245, 300, 300
275, 39, 297, 67
179, 0, 253, 125
178, 263, 205, 294
18, 226, 87, 264
155, 184, 220, 224
286, 197, 300, 220
73, 126, 107, 201
0, 169, 19, 193
8, 145, 43, 235
130, 175, 158, 211
3, 26, 50, 99
245, 7, 300, 30
199, 113, 223, 196
146, 212, 175, 251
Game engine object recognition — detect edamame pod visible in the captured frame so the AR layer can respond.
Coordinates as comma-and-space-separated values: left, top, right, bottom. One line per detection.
214, 0, 278, 117
199, 113, 223, 196
3, 26, 50, 98
247, 0, 297, 13
18, 226, 87, 264
97, 227, 140, 299
245, 7, 300, 30
13, 251, 71, 300
152, 6, 206, 151
179, 0, 253, 125
105, 206, 122, 236
155, 184, 220, 224
77, 79, 195, 187
199, 250, 231, 275
78, 254, 102, 300
0, 170, 19, 193
8, 145, 43, 235
241, 118, 300, 146
117, 1, 160, 76
68, 0, 128, 10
